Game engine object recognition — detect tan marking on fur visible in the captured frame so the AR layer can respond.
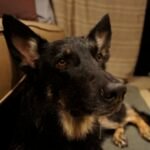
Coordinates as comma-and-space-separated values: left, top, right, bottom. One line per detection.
96, 33, 105, 49
125, 107, 150, 140
124, 104, 143, 124
113, 127, 124, 139
12, 37, 38, 67
58, 110, 96, 140
55, 60, 67, 70
113, 127, 127, 148
47, 87, 52, 97
64, 48, 71, 54
98, 116, 120, 129
28, 39, 38, 57
138, 120, 150, 140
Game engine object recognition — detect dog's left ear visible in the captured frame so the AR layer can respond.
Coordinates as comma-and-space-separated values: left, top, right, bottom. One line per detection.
2, 15, 46, 68
87, 14, 112, 63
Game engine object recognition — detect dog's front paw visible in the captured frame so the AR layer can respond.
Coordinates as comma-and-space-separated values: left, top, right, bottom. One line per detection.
112, 127, 128, 148
140, 124, 150, 141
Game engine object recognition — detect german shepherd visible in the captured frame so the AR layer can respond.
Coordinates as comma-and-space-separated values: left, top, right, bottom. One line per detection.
0, 14, 149, 150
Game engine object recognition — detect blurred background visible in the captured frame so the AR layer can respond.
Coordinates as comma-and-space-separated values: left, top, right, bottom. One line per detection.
1, 0, 149, 83
1, 0, 149, 101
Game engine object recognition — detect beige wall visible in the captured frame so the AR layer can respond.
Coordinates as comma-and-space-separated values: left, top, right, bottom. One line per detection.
53, 0, 147, 78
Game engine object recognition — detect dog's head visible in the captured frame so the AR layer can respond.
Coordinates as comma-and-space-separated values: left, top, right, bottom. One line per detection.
2, 15, 126, 118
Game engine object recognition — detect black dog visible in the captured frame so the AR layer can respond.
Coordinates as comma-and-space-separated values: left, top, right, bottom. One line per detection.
0, 14, 126, 150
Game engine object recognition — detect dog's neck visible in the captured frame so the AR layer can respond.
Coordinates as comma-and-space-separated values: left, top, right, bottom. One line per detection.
58, 109, 96, 140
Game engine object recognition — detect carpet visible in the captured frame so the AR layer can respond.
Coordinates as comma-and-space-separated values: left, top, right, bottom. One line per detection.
103, 86, 150, 150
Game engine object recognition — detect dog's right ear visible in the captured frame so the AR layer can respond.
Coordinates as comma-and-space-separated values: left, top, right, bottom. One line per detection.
2, 15, 47, 68
87, 14, 112, 49
87, 14, 112, 67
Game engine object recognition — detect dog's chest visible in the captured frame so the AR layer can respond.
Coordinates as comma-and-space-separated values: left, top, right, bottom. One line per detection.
58, 110, 96, 140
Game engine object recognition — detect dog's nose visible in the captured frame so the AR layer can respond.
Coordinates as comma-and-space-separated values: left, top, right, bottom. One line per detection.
103, 83, 126, 102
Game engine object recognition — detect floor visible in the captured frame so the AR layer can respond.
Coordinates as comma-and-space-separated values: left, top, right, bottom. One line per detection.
128, 76, 150, 109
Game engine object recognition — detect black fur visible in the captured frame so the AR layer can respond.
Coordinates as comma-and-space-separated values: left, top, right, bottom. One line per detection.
0, 14, 126, 150
108, 103, 126, 123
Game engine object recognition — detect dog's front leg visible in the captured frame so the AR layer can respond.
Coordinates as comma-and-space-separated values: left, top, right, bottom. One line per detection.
112, 126, 128, 148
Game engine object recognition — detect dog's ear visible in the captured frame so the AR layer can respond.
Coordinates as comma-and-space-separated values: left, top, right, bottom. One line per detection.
87, 14, 112, 65
2, 15, 46, 68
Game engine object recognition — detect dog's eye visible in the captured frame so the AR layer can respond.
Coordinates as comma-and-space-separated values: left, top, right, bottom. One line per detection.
96, 53, 103, 61
56, 59, 67, 70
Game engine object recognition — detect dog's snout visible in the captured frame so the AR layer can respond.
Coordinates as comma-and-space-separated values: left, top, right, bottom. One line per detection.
103, 83, 126, 102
